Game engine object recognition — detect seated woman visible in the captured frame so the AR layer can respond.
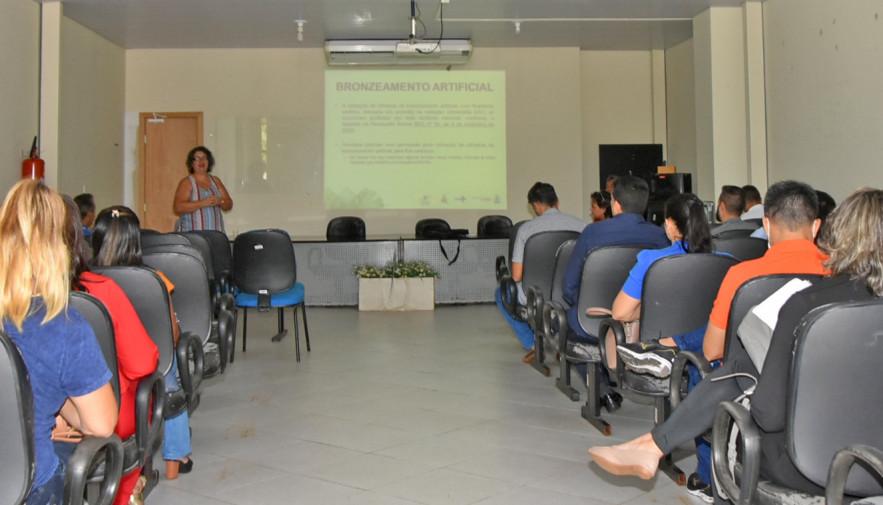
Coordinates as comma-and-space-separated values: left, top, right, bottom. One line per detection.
91, 206, 195, 480
56, 196, 160, 505
607, 192, 713, 366
589, 188, 883, 495
0, 180, 117, 505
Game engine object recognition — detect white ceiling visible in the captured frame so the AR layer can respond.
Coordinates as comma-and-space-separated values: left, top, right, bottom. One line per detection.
54, 0, 754, 51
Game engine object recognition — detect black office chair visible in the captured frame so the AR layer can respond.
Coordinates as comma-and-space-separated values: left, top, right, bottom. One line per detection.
670, 274, 824, 409
143, 245, 233, 375
93, 266, 204, 415
551, 245, 648, 435
70, 292, 165, 499
599, 253, 739, 483
713, 236, 768, 262
192, 230, 234, 295
477, 215, 512, 238
233, 229, 310, 361
0, 330, 124, 505
495, 219, 527, 282
500, 230, 580, 320
326, 216, 366, 242
415, 218, 451, 239
140, 231, 190, 249
526, 239, 576, 377
713, 299, 883, 504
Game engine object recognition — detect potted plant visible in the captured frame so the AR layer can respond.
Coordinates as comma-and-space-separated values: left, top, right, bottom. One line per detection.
354, 261, 439, 311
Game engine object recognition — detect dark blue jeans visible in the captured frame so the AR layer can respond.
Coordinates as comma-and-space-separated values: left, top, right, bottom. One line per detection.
26, 459, 64, 505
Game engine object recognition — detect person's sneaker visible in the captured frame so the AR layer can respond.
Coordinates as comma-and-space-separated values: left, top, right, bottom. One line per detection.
686, 472, 713, 503
617, 340, 679, 378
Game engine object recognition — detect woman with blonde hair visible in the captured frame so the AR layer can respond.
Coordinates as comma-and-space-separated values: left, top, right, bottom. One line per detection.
589, 187, 883, 496
0, 180, 117, 505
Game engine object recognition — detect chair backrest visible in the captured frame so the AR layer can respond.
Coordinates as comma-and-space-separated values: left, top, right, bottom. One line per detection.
0, 331, 34, 505
549, 239, 577, 306
713, 237, 768, 262
722, 274, 825, 361
507, 220, 528, 265
522, 230, 581, 301
577, 245, 648, 338
326, 216, 366, 242
177, 232, 216, 285
638, 253, 740, 341
714, 228, 756, 240
193, 230, 233, 281
70, 292, 121, 405
788, 299, 883, 496
232, 229, 297, 295
477, 215, 513, 239
140, 232, 190, 249
91, 266, 175, 378
142, 247, 213, 345
415, 218, 451, 239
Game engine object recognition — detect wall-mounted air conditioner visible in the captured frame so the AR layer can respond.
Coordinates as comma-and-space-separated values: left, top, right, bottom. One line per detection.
325, 39, 472, 66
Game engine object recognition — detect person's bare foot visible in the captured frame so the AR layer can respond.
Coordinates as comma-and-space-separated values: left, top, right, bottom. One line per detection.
588, 434, 663, 480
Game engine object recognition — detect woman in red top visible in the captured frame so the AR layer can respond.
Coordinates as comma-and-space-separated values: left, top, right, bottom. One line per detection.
62, 196, 159, 505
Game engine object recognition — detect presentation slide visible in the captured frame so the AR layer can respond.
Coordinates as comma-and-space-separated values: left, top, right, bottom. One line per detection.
325, 70, 507, 210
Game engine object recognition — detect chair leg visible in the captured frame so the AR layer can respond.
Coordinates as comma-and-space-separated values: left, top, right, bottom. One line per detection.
654, 396, 686, 485
271, 307, 288, 342
581, 361, 611, 436
292, 307, 301, 362
556, 357, 581, 401
531, 330, 551, 377
241, 308, 248, 352
300, 301, 310, 352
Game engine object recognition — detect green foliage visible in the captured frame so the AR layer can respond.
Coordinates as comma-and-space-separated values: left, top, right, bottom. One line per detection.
354, 261, 439, 279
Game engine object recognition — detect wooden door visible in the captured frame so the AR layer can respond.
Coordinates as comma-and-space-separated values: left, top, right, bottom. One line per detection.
139, 112, 203, 232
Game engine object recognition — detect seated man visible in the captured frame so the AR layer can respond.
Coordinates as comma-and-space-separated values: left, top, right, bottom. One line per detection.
710, 185, 759, 238
740, 184, 764, 221
561, 176, 669, 406
496, 182, 585, 362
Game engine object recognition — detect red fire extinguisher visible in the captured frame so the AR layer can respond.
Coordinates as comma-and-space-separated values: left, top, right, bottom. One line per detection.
22, 136, 45, 180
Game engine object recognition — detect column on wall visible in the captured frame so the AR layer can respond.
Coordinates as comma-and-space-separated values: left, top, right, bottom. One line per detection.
692, 5, 767, 197
39, 1, 62, 188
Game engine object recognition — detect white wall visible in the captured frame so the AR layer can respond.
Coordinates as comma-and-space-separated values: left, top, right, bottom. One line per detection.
763, 0, 883, 202
0, 0, 40, 194
126, 47, 624, 236
57, 15, 126, 205
664, 39, 701, 197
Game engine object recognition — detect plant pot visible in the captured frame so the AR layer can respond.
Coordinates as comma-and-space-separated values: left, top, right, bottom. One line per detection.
358, 277, 435, 311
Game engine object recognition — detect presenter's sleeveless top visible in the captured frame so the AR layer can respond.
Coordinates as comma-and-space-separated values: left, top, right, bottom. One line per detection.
175, 175, 225, 232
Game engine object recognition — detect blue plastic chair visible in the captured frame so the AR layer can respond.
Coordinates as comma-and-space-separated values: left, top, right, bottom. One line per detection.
233, 229, 310, 361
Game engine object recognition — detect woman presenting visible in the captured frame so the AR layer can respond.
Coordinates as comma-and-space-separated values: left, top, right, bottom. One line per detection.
174, 146, 232, 232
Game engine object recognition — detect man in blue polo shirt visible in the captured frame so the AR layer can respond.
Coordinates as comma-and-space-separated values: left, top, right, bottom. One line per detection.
561, 175, 669, 409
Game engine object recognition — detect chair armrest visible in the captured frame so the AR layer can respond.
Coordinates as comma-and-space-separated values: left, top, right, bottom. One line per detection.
216, 307, 235, 371
495, 256, 509, 282
826, 444, 883, 505
525, 285, 544, 332
499, 275, 520, 319
65, 434, 124, 505
134, 370, 165, 463
712, 400, 761, 505
544, 300, 568, 353
669, 351, 713, 410
176, 331, 204, 412
597, 317, 626, 380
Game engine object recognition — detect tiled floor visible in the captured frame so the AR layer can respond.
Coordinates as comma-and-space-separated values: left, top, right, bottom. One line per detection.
146, 304, 702, 504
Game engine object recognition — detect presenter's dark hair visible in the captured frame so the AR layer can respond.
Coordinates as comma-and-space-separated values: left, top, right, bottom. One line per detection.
764, 180, 819, 231
91, 205, 143, 267
718, 185, 746, 215
742, 184, 762, 206
665, 193, 712, 253
527, 182, 559, 207
612, 175, 650, 215
187, 146, 215, 174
